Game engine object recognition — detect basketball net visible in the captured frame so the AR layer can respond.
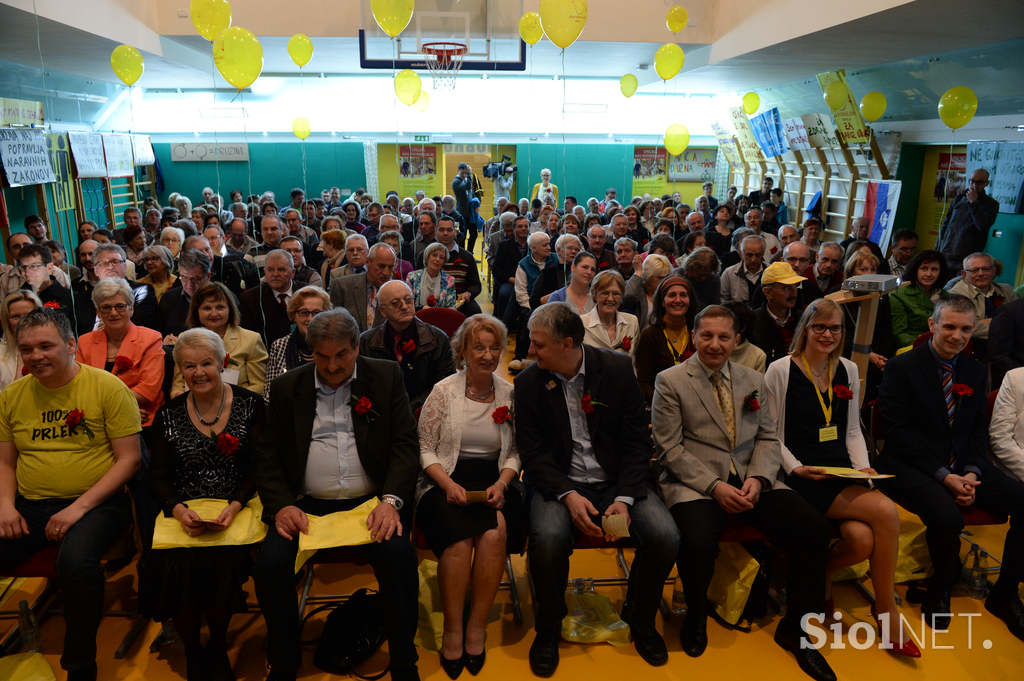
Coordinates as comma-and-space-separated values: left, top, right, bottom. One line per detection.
423, 42, 466, 91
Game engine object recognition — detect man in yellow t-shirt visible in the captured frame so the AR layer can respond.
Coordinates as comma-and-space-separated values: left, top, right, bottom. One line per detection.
0, 309, 141, 681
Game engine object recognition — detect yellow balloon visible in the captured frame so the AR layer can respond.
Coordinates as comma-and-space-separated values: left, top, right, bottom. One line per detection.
539, 0, 588, 50
666, 6, 688, 33
213, 27, 264, 90
620, 74, 638, 98
938, 86, 978, 131
519, 12, 543, 46
110, 45, 144, 86
859, 91, 886, 123
823, 80, 849, 111
292, 117, 310, 140
665, 124, 690, 157
414, 91, 431, 113
741, 92, 759, 115
394, 69, 422, 106
288, 34, 313, 67
371, 0, 414, 39
654, 43, 684, 81
190, 0, 232, 41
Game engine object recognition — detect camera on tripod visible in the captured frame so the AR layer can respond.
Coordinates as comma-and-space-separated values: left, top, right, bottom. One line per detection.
483, 155, 516, 179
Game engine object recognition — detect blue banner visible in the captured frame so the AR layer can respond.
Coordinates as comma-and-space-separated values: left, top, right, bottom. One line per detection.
749, 107, 788, 158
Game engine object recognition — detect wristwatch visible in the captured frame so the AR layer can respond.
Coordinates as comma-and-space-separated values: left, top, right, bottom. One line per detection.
382, 495, 403, 511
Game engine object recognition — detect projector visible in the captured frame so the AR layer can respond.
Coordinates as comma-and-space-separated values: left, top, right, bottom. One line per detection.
842, 274, 899, 293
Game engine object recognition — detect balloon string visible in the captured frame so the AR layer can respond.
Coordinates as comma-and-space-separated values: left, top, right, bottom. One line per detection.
239, 90, 253, 210
31, 1, 52, 131
211, 45, 221, 209
561, 49, 567, 205
299, 65, 307, 207
936, 130, 956, 233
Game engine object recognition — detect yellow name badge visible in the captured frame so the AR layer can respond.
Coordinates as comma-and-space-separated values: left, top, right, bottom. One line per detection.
819, 425, 839, 442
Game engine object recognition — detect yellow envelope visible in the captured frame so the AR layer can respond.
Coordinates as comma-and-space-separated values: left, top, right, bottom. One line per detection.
816, 466, 894, 480
152, 496, 268, 550
295, 497, 380, 573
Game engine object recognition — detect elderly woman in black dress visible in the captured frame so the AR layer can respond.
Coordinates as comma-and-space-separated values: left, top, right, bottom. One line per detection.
150, 328, 266, 680
416, 315, 522, 679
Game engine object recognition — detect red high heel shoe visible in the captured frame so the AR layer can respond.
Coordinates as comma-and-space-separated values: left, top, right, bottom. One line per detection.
871, 605, 921, 658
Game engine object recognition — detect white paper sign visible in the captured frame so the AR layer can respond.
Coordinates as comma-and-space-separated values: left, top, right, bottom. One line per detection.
801, 113, 840, 149
170, 142, 250, 162
0, 128, 56, 187
68, 132, 107, 178
783, 117, 811, 151
132, 134, 155, 166
102, 133, 134, 178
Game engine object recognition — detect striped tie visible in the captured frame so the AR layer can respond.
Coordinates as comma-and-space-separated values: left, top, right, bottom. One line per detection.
942, 362, 956, 468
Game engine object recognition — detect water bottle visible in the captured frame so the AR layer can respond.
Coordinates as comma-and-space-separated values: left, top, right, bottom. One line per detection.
959, 546, 979, 592
968, 551, 990, 600
18, 600, 41, 653
671, 575, 687, 614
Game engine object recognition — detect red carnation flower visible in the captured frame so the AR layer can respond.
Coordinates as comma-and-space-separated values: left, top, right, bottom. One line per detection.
223, 354, 231, 369
770, 247, 778, 254
44, 300, 61, 309
581, 395, 595, 414
834, 385, 854, 401
743, 390, 761, 413
216, 432, 240, 455
113, 355, 134, 372
402, 339, 416, 355
951, 384, 973, 397
453, 258, 462, 265
622, 337, 631, 351
427, 295, 437, 307
492, 406, 511, 424
65, 408, 95, 439
20, 367, 29, 376
353, 396, 372, 415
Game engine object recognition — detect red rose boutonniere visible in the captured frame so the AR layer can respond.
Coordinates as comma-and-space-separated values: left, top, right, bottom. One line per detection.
401, 339, 416, 355
348, 395, 380, 421
113, 355, 134, 373
427, 295, 437, 307
952, 383, 973, 409
581, 390, 609, 415
614, 336, 632, 352
44, 300, 61, 310
833, 385, 854, 401
214, 431, 240, 455
742, 390, 761, 414
65, 409, 95, 439
492, 406, 511, 424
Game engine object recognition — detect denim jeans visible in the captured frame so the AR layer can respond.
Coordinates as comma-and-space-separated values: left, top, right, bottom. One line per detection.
528, 482, 679, 635
0, 493, 130, 671
252, 495, 420, 674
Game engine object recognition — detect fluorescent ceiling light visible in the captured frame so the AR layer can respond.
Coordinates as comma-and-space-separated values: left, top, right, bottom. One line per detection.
562, 103, 607, 114
199, 107, 248, 118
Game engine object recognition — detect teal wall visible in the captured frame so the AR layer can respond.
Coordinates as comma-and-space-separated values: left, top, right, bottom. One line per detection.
892, 144, 925, 241
153, 142, 367, 206
987, 213, 1024, 286
513, 144, 638, 205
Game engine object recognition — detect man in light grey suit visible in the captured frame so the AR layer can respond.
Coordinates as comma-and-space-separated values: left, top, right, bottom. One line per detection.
652, 304, 835, 681
329, 242, 395, 333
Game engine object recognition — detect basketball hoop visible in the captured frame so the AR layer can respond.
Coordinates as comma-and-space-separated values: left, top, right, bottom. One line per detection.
422, 41, 467, 90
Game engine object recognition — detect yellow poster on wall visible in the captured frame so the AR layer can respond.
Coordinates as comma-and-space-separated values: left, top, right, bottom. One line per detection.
915, 145, 966, 250
816, 70, 870, 144
631, 146, 667, 197
0, 98, 44, 127
397, 145, 443, 199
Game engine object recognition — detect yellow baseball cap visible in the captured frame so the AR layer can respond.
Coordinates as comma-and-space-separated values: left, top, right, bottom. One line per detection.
761, 261, 807, 286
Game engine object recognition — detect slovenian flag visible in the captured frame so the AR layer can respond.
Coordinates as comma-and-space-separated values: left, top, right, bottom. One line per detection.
863, 180, 902, 250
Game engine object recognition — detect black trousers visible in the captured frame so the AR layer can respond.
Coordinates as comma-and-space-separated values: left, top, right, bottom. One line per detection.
252, 496, 420, 674
876, 458, 1024, 592
671, 484, 831, 634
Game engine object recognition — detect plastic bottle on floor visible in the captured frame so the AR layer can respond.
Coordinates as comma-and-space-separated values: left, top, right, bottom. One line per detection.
671, 575, 686, 614
968, 551, 990, 600
18, 600, 41, 653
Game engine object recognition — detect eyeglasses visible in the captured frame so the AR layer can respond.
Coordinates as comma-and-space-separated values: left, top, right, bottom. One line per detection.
95, 259, 124, 268
294, 308, 322, 319
809, 323, 843, 336
964, 266, 995, 275
595, 291, 623, 300
969, 179, 989, 185
143, 256, 163, 263
19, 263, 47, 273
386, 296, 415, 311
98, 303, 129, 314
179, 275, 207, 285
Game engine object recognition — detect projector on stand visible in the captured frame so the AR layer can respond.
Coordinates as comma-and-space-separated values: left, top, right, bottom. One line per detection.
841, 274, 899, 293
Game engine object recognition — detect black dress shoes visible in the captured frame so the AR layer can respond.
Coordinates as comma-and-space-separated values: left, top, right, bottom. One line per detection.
620, 604, 668, 666
529, 629, 561, 677
986, 590, 1024, 642
679, 613, 708, 658
921, 586, 953, 631
774, 626, 837, 681
439, 650, 464, 679
463, 649, 486, 676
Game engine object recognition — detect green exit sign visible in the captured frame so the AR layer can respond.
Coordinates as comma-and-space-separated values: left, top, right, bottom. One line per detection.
413, 135, 430, 143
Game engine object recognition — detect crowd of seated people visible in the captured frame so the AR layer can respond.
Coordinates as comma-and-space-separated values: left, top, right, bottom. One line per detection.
1, 178, 1023, 681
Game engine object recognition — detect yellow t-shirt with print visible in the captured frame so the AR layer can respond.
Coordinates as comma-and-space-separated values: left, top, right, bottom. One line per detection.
0, 363, 142, 500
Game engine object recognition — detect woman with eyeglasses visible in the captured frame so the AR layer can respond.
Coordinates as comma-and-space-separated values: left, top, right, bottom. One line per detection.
160, 226, 186, 259
408, 242, 458, 311
263, 286, 331, 404
171, 282, 267, 398
581, 270, 638, 358
764, 299, 918, 658
137, 245, 178, 303
0, 290, 42, 390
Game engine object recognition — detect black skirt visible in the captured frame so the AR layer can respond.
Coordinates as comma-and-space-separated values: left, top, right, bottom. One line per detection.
416, 458, 524, 558
145, 545, 252, 622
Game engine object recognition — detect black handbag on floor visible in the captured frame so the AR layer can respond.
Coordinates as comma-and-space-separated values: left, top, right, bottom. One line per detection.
303, 588, 389, 679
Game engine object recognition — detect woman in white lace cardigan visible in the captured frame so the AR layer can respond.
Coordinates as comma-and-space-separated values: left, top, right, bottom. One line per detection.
416, 314, 522, 678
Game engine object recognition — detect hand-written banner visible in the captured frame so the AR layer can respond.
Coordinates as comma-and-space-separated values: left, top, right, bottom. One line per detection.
728, 106, 766, 163
68, 132, 107, 178
171, 143, 250, 162
0, 98, 44, 127
816, 70, 870, 144
749, 107, 788, 158
102, 134, 134, 178
668, 148, 717, 183
783, 117, 811, 151
710, 120, 744, 170
801, 113, 840, 149
132, 135, 155, 166
966, 141, 1024, 214
0, 128, 56, 187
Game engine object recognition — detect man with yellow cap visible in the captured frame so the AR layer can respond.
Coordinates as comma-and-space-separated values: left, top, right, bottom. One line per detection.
751, 262, 806, 366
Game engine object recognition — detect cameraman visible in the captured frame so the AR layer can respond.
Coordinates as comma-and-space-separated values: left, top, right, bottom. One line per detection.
491, 160, 516, 217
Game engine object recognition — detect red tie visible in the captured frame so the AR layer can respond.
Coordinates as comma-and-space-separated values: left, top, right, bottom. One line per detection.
278, 293, 288, 309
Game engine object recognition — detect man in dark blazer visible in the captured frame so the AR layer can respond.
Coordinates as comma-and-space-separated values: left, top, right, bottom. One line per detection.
877, 294, 1024, 638
329, 243, 396, 333
72, 243, 158, 336
252, 308, 421, 681
157, 249, 211, 338
240, 249, 302, 348
491, 215, 531, 318
989, 296, 1024, 390
514, 303, 679, 675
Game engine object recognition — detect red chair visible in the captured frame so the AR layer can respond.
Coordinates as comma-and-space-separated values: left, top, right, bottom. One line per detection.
913, 331, 973, 357
416, 307, 466, 338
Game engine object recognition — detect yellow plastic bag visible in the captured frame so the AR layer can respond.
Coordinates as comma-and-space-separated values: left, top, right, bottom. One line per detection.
415, 559, 444, 652
152, 496, 267, 550
707, 542, 760, 625
295, 498, 379, 572
560, 592, 631, 647
0, 577, 27, 609
832, 525, 933, 583
0, 652, 56, 681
